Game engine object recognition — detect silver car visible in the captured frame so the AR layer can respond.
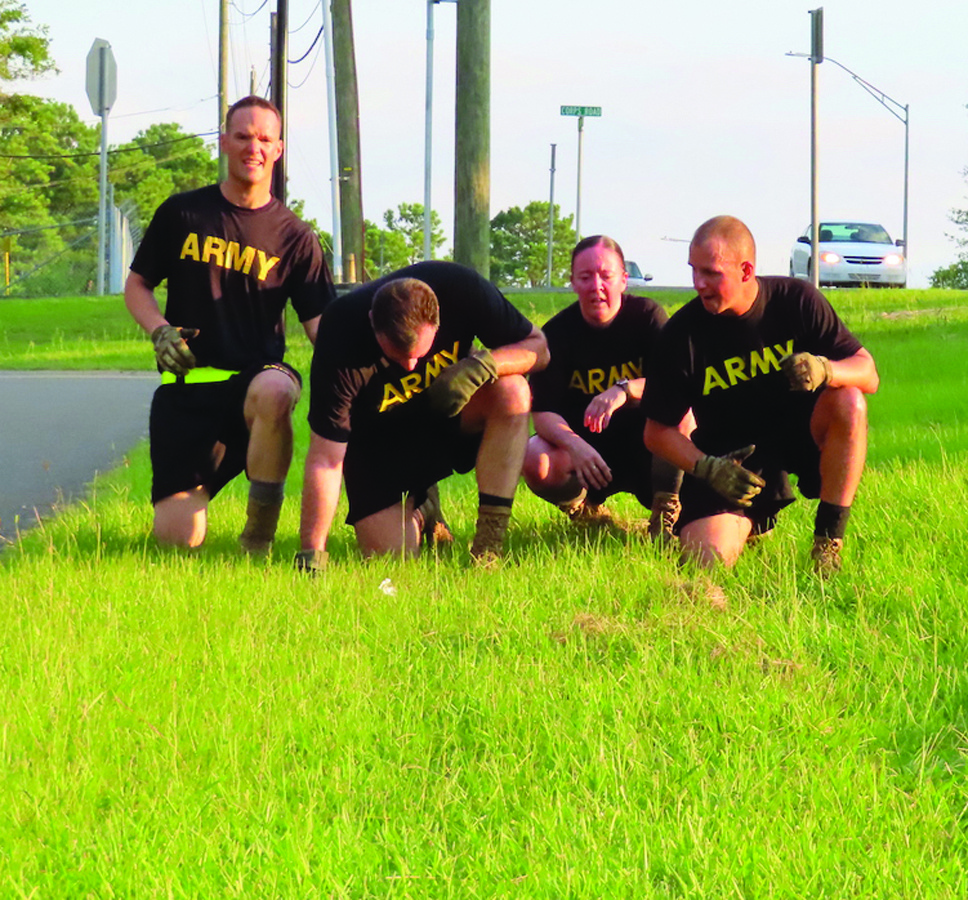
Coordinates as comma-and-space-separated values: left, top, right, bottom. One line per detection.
625, 260, 653, 289
789, 221, 906, 288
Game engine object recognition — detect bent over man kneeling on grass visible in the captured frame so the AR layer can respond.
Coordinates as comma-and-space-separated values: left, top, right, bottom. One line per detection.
643, 215, 879, 575
297, 261, 549, 569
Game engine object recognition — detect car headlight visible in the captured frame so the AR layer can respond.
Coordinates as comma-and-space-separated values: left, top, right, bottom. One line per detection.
820, 251, 842, 264
883, 253, 903, 266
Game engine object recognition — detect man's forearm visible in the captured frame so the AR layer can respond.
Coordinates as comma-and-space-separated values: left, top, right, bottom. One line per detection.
644, 419, 703, 474
533, 411, 586, 453
829, 349, 879, 394
491, 327, 550, 377
299, 464, 343, 551
302, 314, 321, 346
300, 436, 346, 551
124, 272, 167, 335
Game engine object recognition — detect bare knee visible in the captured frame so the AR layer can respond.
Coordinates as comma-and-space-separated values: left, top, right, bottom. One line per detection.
485, 374, 532, 417
153, 490, 209, 548
354, 503, 420, 558
522, 436, 551, 485
680, 514, 752, 569
245, 372, 299, 428
813, 385, 867, 445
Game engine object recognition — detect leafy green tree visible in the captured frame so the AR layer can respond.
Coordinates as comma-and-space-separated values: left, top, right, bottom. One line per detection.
0, 94, 100, 294
383, 201, 446, 265
932, 140, 968, 287
364, 219, 410, 278
110, 123, 217, 234
289, 196, 335, 273
0, 0, 55, 82
490, 201, 576, 287
929, 259, 968, 289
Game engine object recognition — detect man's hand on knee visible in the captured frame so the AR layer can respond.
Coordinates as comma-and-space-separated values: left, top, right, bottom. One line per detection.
424, 348, 498, 417
152, 325, 199, 376
781, 352, 832, 392
693, 445, 765, 507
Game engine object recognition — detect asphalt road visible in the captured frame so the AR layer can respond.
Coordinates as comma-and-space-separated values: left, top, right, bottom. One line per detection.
0, 371, 157, 546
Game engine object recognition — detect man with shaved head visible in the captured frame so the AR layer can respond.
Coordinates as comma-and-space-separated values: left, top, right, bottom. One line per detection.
643, 215, 879, 574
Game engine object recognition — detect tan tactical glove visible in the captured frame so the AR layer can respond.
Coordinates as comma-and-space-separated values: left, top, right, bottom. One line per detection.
780, 352, 832, 392
424, 347, 498, 417
693, 444, 766, 507
294, 549, 329, 574
151, 325, 198, 376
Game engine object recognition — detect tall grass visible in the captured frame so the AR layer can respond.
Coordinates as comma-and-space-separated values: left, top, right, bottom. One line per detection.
2, 288, 968, 895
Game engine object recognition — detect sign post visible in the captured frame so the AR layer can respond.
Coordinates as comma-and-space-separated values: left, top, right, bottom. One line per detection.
560, 105, 601, 240
86, 39, 117, 296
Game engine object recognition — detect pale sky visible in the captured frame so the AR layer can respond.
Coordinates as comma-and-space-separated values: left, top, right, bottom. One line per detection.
13, 0, 968, 288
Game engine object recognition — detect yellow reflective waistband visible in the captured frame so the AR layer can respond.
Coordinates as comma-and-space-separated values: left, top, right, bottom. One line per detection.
161, 367, 240, 385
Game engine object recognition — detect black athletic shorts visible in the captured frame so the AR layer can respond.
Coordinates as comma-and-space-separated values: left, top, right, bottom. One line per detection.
580, 415, 654, 508
149, 361, 301, 505
677, 396, 821, 535
342, 408, 482, 525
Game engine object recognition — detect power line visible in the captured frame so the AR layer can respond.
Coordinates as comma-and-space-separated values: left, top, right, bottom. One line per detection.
230, 0, 270, 20
291, 0, 322, 33
112, 95, 218, 121
1, 219, 96, 239
0, 132, 219, 161
289, 23, 324, 65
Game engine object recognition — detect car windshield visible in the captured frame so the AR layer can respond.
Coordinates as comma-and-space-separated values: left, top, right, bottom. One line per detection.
819, 223, 893, 244
626, 261, 643, 279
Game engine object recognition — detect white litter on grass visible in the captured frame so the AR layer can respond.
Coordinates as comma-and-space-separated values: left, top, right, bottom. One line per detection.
379, 578, 397, 596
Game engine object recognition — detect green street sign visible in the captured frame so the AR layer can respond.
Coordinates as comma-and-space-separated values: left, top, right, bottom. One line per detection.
560, 105, 602, 117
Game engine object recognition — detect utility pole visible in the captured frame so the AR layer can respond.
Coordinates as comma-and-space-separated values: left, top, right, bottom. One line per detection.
271, 0, 288, 202
218, 0, 228, 181
453, 0, 490, 276
333, 0, 364, 282
322, 0, 342, 282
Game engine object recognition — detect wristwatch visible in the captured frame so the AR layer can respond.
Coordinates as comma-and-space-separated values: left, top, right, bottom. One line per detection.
615, 378, 633, 400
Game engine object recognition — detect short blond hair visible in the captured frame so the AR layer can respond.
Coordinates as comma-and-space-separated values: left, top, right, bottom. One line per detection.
691, 215, 756, 265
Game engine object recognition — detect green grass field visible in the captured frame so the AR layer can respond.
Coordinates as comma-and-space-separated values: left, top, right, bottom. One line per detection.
2, 288, 968, 896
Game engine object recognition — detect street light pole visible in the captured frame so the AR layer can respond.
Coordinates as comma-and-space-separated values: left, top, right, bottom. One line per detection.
424, 0, 458, 261
809, 8, 822, 290
788, 31, 910, 274
547, 143, 556, 286
822, 55, 910, 262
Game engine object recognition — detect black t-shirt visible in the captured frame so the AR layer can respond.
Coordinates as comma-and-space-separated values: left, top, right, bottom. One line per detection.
531, 293, 668, 436
644, 276, 863, 455
308, 261, 535, 443
130, 184, 334, 370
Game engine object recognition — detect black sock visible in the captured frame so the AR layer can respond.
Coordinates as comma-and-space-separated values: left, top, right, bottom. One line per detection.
651, 456, 684, 495
479, 492, 513, 509
814, 501, 850, 540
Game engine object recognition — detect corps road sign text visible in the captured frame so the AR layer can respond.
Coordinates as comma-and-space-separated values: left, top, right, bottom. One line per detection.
560, 105, 602, 117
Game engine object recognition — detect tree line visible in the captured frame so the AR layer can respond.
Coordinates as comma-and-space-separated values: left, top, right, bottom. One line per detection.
0, 0, 576, 296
